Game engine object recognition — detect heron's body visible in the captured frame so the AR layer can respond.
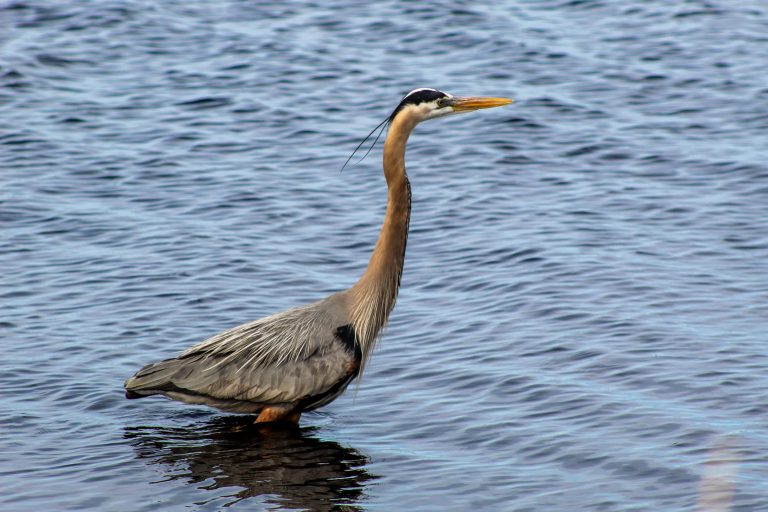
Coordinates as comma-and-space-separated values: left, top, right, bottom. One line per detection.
125, 89, 511, 424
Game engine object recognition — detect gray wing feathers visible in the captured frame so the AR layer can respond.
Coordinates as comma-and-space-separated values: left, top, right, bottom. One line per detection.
125, 293, 355, 406
179, 345, 352, 403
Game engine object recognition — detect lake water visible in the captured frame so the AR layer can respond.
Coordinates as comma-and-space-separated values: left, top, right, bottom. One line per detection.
2, 1, 767, 510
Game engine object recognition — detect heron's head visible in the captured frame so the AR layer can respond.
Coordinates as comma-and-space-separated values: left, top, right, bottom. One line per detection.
340, 88, 512, 172
390, 88, 513, 124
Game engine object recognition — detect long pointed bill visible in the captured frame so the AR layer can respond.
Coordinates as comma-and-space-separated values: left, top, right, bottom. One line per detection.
450, 96, 513, 112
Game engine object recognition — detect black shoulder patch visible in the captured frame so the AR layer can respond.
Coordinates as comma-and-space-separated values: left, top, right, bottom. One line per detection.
390, 88, 447, 120
335, 325, 362, 362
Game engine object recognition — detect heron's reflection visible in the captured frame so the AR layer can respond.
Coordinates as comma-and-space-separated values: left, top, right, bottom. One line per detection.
125, 415, 376, 510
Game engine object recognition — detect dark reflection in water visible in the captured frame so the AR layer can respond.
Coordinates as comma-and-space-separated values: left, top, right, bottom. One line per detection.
125, 416, 376, 511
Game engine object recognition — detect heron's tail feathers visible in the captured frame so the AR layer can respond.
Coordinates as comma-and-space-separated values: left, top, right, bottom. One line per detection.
123, 358, 184, 399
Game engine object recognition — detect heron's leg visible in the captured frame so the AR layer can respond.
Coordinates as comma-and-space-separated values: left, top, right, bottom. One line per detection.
255, 404, 301, 424
285, 410, 302, 424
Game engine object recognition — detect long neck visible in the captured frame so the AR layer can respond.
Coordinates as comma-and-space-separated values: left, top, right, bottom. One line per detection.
348, 114, 416, 361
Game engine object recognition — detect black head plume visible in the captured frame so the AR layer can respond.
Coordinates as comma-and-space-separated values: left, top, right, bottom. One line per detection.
340, 115, 390, 173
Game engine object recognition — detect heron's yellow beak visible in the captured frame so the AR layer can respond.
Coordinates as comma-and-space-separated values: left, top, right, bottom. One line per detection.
450, 97, 513, 112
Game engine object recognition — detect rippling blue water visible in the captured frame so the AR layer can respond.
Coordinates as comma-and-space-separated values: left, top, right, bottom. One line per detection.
2, 1, 768, 510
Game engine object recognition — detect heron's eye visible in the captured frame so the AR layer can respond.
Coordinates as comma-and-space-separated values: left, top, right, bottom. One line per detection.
436, 98, 448, 108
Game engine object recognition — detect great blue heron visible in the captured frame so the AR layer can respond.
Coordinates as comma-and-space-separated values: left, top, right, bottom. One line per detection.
125, 88, 512, 424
